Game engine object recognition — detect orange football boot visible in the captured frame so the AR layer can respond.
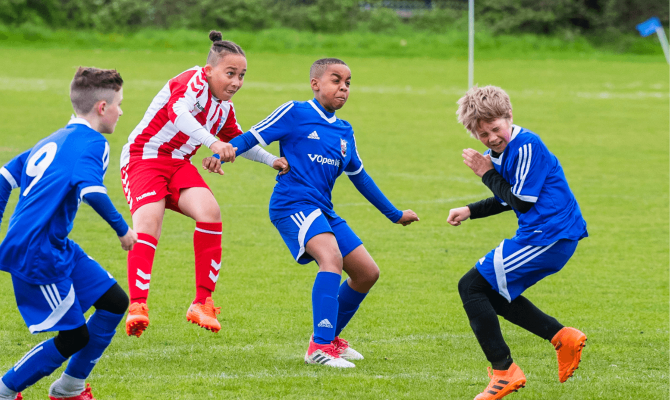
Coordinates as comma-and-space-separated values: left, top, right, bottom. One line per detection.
186, 297, 221, 332
552, 327, 587, 383
48, 383, 95, 400
125, 302, 150, 337
474, 363, 526, 400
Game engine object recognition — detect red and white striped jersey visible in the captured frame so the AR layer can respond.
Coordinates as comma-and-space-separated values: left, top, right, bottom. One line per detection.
120, 66, 243, 168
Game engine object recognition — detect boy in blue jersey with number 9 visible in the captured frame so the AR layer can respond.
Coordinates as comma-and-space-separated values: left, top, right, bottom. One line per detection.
0, 67, 137, 400
448, 86, 588, 400
229, 58, 419, 368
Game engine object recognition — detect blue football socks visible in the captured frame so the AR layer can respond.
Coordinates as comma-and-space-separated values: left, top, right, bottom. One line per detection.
65, 309, 123, 379
1, 338, 66, 392
312, 271, 341, 344
335, 280, 368, 337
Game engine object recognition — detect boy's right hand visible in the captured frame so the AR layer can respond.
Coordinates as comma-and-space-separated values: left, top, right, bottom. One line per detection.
447, 206, 471, 226
119, 228, 138, 251
210, 141, 237, 163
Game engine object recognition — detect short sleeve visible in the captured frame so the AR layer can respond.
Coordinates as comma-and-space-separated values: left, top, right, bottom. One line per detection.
248, 101, 295, 146
344, 134, 364, 176
507, 140, 549, 203
217, 103, 244, 142
72, 139, 109, 201
1, 149, 30, 189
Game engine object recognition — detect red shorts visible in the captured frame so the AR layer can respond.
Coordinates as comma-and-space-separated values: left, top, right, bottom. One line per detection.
121, 158, 210, 215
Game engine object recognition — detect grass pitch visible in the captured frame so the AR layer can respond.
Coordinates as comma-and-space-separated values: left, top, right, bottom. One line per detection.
0, 47, 667, 399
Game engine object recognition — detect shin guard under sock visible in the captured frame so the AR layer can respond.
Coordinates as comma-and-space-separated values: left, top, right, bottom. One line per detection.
127, 233, 158, 304
65, 309, 123, 379
312, 271, 341, 344
335, 280, 368, 337
459, 268, 512, 367
1, 338, 66, 392
193, 222, 222, 304
488, 294, 564, 341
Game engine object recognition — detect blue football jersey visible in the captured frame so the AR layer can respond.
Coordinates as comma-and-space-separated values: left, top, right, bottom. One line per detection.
249, 99, 363, 221
486, 125, 588, 245
0, 119, 111, 284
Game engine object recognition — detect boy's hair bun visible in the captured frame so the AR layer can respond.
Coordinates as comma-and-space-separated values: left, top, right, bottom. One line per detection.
209, 30, 223, 42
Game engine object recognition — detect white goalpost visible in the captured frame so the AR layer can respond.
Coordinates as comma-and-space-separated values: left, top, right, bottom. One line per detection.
468, 0, 474, 89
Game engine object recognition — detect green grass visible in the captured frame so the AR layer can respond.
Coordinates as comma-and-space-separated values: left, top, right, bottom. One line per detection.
0, 44, 667, 399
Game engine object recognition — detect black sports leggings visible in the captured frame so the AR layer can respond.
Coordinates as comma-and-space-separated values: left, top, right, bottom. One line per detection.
458, 267, 563, 368
53, 283, 128, 359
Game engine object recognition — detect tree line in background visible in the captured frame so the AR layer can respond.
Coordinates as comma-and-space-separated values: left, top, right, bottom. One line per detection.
0, 0, 666, 37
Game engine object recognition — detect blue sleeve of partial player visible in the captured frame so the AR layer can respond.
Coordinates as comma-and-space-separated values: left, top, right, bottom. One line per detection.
83, 192, 129, 237
248, 101, 294, 146
0, 150, 30, 232
348, 169, 403, 223
2, 149, 30, 188
229, 131, 261, 156
0, 178, 11, 232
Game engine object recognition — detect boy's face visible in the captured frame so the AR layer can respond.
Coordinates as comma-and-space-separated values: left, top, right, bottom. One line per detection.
206, 54, 247, 101
98, 88, 123, 134
476, 115, 513, 153
311, 64, 351, 112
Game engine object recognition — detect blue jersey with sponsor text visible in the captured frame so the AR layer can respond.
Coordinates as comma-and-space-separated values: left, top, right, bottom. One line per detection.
249, 99, 363, 221
486, 125, 588, 245
0, 121, 110, 284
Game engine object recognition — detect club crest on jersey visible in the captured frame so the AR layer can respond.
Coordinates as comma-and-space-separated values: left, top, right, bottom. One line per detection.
340, 139, 347, 157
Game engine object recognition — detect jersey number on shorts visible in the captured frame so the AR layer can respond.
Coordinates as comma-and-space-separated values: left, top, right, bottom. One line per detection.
23, 142, 58, 197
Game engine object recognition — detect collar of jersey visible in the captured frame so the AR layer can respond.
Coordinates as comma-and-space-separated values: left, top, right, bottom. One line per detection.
68, 116, 93, 130
308, 99, 337, 124
489, 125, 521, 165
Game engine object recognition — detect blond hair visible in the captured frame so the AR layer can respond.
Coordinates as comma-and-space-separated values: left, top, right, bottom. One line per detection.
456, 85, 512, 138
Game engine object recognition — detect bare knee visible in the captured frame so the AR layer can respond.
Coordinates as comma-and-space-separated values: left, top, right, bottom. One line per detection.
318, 251, 343, 273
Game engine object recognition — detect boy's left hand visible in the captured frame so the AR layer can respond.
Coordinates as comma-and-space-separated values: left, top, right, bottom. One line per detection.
202, 156, 224, 175
462, 148, 494, 177
273, 157, 291, 175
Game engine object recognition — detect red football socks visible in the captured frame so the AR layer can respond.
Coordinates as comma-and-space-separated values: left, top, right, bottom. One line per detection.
127, 233, 158, 304
193, 222, 223, 304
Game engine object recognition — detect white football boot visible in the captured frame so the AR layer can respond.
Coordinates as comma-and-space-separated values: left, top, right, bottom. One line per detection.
305, 336, 355, 368
332, 336, 364, 360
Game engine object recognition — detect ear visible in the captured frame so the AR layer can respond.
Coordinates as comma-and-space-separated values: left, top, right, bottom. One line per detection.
96, 100, 107, 116
204, 64, 213, 78
508, 110, 513, 126
310, 77, 320, 92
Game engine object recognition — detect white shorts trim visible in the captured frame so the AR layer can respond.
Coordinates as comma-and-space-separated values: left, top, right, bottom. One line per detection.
29, 284, 76, 334
293, 209, 323, 261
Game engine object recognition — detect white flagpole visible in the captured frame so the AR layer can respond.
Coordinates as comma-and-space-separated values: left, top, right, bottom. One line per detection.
655, 26, 670, 64
468, 0, 474, 89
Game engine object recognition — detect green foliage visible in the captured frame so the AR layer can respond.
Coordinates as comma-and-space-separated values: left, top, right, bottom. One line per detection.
0, 0, 666, 36
367, 8, 402, 34
476, 0, 669, 35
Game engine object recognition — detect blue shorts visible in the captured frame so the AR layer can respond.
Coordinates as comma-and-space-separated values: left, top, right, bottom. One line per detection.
476, 238, 578, 302
12, 248, 117, 334
272, 208, 363, 265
